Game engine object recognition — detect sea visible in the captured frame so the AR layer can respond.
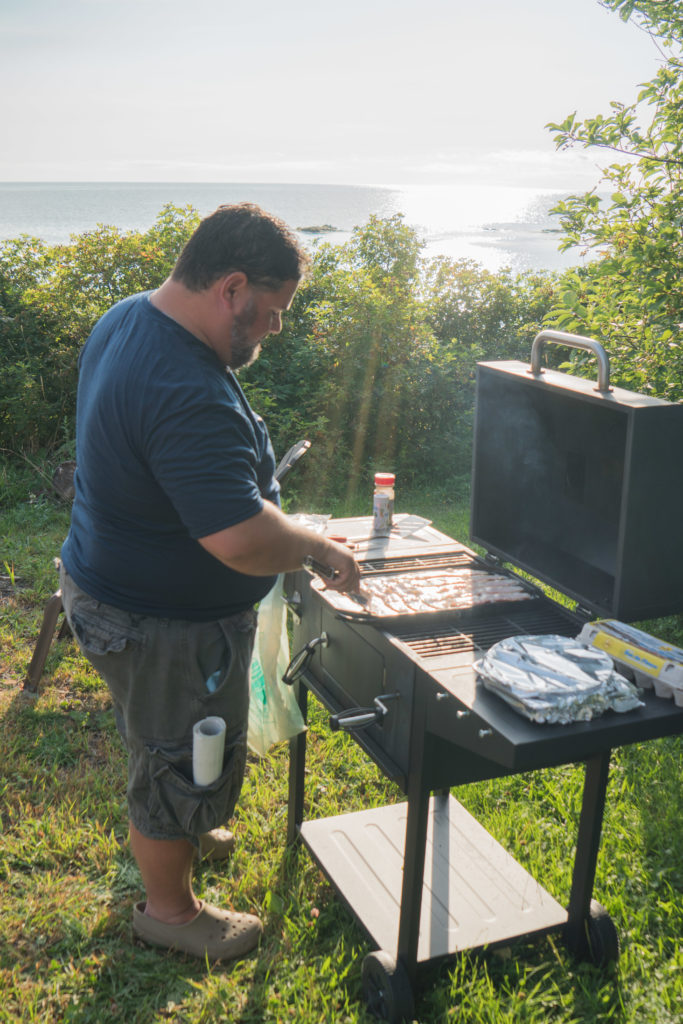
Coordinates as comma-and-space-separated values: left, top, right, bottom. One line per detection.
0, 181, 588, 275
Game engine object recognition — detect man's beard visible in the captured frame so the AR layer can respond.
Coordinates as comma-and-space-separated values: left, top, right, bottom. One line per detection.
227, 299, 260, 370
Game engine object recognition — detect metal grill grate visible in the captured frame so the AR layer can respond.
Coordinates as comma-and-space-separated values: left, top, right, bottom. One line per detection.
360, 551, 475, 575
396, 604, 578, 659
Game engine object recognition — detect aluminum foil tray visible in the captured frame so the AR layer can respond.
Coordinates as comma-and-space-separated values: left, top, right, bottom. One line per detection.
475, 634, 644, 724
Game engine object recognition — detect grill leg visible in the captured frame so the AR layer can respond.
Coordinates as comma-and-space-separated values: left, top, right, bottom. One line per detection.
397, 784, 430, 987
287, 681, 308, 846
564, 749, 611, 954
396, 688, 430, 987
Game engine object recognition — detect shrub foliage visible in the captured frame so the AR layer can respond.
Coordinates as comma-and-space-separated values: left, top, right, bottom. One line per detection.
0, 204, 200, 456
0, 207, 558, 501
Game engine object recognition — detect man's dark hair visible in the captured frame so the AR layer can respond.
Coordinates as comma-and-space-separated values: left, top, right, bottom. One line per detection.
172, 202, 310, 291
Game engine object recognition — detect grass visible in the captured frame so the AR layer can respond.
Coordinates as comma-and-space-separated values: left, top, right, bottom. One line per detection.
1, 462, 682, 1023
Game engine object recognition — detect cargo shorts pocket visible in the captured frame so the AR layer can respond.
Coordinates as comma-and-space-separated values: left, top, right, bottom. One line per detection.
146, 734, 247, 839
67, 599, 146, 657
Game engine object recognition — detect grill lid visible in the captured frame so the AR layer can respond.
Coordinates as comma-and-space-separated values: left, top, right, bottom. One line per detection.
470, 341, 683, 622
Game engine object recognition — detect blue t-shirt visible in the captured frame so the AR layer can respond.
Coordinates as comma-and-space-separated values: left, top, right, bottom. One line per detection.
61, 292, 280, 619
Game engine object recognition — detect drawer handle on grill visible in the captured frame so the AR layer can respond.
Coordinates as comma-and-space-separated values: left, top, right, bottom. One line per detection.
282, 632, 329, 686
329, 692, 400, 733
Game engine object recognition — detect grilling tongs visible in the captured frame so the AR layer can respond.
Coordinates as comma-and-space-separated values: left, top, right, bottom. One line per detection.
302, 555, 369, 606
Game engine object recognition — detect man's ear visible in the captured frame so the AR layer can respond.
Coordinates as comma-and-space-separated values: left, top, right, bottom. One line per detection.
217, 271, 249, 309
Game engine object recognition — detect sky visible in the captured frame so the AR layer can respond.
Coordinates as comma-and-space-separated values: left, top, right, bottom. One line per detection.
0, 0, 664, 190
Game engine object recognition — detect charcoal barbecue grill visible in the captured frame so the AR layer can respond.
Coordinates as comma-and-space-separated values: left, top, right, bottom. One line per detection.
282, 333, 683, 1022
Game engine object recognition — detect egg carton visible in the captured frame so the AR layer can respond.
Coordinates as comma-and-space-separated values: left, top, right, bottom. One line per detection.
654, 666, 683, 705
577, 620, 683, 706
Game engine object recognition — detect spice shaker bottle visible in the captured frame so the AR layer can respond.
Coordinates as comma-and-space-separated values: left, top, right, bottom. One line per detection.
373, 473, 395, 535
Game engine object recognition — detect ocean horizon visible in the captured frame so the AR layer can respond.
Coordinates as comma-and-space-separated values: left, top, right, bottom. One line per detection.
0, 181, 586, 274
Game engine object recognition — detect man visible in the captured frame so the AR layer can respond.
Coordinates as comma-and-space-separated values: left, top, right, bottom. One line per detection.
60, 203, 360, 962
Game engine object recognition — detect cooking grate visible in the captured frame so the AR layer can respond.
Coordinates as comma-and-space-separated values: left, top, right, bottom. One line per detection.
361, 551, 474, 575
396, 604, 578, 659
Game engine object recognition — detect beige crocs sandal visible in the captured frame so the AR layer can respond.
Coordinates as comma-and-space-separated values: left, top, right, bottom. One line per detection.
133, 901, 262, 961
197, 828, 236, 862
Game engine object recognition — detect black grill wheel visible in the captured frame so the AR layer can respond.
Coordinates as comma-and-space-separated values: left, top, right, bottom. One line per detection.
570, 900, 620, 967
361, 950, 415, 1023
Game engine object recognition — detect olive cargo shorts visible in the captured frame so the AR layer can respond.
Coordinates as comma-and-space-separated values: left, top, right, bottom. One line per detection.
60, 567, 257, 844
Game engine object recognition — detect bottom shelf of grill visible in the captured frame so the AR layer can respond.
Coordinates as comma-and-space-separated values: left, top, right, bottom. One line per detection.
300, 795, 567, 964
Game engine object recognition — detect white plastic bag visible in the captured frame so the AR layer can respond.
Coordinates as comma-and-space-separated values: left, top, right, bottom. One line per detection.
247, 574, 306, 755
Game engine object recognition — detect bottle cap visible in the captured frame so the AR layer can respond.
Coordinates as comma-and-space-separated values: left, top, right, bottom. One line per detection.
374, 473, 395, 486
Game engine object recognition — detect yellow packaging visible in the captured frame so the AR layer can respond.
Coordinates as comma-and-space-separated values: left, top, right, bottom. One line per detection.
588, 632, 668, 676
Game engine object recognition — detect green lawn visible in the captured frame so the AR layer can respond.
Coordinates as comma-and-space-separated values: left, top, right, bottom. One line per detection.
1, 478, 681, 1023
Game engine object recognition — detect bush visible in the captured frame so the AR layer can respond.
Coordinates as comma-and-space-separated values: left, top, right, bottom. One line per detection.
0, 205, 198, 454
1, 210, 557, 499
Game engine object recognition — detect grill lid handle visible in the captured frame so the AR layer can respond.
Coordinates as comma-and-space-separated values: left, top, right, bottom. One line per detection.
529, 330, 612, 393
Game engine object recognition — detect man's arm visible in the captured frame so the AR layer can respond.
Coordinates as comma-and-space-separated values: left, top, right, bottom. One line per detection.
197, 501, 361, 592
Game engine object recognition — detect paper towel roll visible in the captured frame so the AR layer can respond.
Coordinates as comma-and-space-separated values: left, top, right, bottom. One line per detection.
192, 716, 226, 786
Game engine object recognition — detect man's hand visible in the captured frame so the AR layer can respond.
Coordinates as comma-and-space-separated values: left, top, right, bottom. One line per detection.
313, 539, 361, 594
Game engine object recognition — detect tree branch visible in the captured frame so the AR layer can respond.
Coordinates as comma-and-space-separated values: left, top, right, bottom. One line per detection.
562, 136, 683, 167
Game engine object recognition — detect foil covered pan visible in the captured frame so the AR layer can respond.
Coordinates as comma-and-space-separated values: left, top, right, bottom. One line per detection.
475, 634, 644, 724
